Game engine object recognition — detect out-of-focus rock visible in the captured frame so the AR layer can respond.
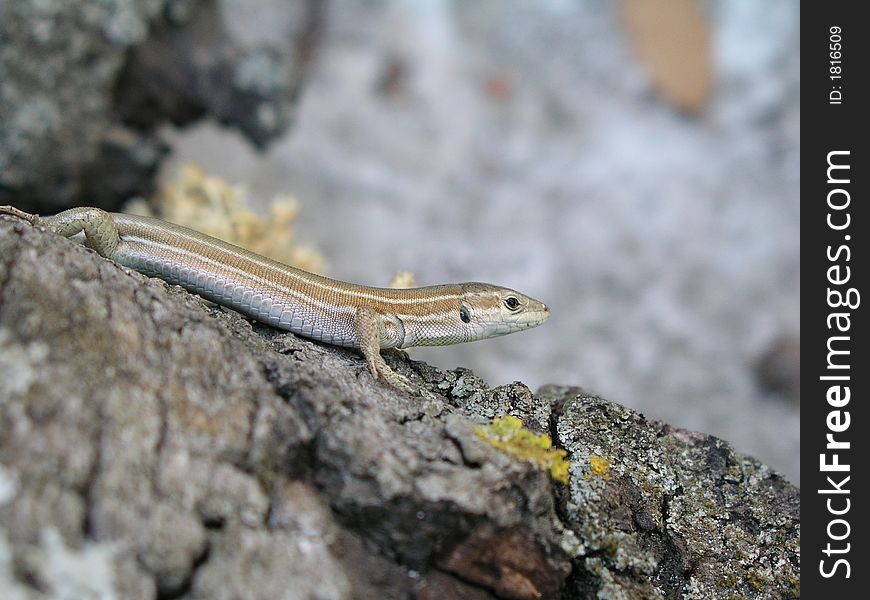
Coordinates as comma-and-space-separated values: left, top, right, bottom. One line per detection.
0, 0, 318, 212
755, 335, 800, 404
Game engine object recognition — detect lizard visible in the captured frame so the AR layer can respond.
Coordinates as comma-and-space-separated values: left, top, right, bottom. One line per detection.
0, 205, 550, 392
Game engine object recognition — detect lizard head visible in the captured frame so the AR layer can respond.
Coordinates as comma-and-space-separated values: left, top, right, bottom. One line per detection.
455, 282, 550, 342
396, 282, 549, 348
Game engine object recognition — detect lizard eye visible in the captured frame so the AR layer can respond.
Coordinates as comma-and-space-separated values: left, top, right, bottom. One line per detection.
503, 296, 521, 311
459, 305, 471, 323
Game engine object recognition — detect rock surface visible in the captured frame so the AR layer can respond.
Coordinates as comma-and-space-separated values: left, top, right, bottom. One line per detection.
0, 215, 799, 599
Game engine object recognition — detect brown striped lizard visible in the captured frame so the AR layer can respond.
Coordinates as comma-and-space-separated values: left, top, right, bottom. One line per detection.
0, 206, 550, 392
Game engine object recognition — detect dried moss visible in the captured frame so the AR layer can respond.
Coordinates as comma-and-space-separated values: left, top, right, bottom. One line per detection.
127, 164, 323, 272
476, 416, 570, 484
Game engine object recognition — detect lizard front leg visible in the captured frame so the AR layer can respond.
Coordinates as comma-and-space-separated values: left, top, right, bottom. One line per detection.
352, 307, 414, 392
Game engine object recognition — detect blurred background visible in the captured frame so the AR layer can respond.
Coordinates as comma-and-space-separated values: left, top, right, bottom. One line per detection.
1, 0, 800, 482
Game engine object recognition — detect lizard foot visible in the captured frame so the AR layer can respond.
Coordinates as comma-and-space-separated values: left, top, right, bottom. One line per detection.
372, 360, 415, 393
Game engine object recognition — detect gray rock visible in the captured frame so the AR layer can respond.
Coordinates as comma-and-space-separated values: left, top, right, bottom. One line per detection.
542, 386, 800, 599
0, 216, 799, 598
0, 0, 315, 212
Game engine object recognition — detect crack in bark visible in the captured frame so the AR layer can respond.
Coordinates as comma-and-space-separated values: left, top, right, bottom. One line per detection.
151, 392, 170, 498
546, 389, 576, 531
81, 402, 106, 540
242, 363, 266, 473
97, 262, 115, 324
652, 488, 691, 599
429, 565, 499, 599
443, 429, 482, 469
154, 539, 212, 600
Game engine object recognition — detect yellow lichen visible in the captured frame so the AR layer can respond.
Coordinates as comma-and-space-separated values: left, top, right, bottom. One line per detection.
589, 455, 611, 480
475, 415, 571, 484
126, 164, 323, 272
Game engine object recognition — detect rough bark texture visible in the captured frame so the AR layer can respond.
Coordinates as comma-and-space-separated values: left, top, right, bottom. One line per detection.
0, 0, 317, 212
0, 216, 799, 599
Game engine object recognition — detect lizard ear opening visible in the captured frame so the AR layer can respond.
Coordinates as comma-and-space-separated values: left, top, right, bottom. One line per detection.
459, 305, 471, 323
